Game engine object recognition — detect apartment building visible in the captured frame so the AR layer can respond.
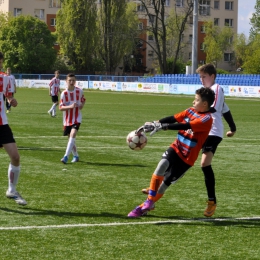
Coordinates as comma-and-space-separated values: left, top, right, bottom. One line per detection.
133, 0, 238, 73
0, 0, 238, 73
0, 0, 61, 33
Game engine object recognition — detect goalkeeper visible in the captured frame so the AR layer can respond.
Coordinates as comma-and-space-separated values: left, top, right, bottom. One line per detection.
128, 87, 215, 218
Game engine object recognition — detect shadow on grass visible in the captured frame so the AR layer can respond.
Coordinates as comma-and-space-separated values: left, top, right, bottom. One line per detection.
0, 207, 127, 219
147, 215, 260, 227
18, 147, 60, 151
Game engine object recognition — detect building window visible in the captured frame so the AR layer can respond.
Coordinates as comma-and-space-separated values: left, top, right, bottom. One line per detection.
225, 1, 233, 10
138, 22, 143, 30
224, 53, 233, 62
137, 4, 145, 12
199, 0, 210, 16
14, 8, 22, 17
148, 34, 154, 41
176, 0, 183, 7
165, 0, 170, 6
200, 25, 206, 33
189, 15, 193, 24
189, 34, 193, 43
189, 52, 192, 60
200, 43, 205, 50
34, 9, 45, 19
148, 50, 154, 57
149, 14, 155, 25
50, 18, 56, 26
49, 0, 61, 7
214, 1, 219, 9
225, 19, 233, 27
214, 18, 219, 26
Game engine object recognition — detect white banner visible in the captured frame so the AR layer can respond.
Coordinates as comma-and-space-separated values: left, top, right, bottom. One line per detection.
16, 79, 260, 98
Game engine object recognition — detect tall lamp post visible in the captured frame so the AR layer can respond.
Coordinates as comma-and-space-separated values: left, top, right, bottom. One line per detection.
192, 0, 198, 74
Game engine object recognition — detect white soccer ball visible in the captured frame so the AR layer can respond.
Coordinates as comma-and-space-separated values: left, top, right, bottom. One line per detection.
126, 130, 147, 151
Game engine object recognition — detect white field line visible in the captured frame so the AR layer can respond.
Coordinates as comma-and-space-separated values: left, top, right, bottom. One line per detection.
17, 145, 259, 150
15, 136, 260, 141
0, 217, 259, 231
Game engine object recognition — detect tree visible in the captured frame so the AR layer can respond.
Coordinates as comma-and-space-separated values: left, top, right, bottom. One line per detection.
242, 34, 260, 74
233, 33, 248, 69
56, 0, 99, 72
165, 2, 193, 73
0, 15, 56, 73
249, 0, 260, 41
203, 21, 234, 67
96, 1, 139, 74
135, 0, 193, 74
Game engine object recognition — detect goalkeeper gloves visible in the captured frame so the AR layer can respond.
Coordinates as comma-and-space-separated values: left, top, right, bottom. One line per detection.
144, 121, 168, 136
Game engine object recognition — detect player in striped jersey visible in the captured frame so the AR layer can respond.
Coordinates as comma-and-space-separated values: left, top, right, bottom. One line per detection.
48, 70, 61, 117
128, 87, 215, 218
5, 67, 16, 113
0, 52, 27, 205
59, 73, 86, 164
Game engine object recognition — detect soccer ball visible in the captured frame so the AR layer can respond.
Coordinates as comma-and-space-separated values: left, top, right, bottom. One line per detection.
126, 130, 147, 151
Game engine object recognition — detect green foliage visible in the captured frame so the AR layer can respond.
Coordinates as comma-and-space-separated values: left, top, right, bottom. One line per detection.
0, 15, 56, 73
216, 68, 229, 74
233, 33, 248, 69
249, 0, 260, 41
97, 1, 139, 73
203, 21, 234, 67
166, 57, 186, 74
56, 0, 99, 72
0, 88, 259, 259
242, 34, 260, 74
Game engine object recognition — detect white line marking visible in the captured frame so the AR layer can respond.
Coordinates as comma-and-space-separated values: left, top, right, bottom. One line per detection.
0, 217, 259, 230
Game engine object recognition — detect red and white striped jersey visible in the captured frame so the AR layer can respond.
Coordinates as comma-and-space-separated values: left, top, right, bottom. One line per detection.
0, 73, 11, 125
49, 77, 60, 96
7, 74, 16, 93
59, 87, 85, 126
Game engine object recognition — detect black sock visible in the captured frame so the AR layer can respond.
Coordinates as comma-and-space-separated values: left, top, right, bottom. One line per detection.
202, 165, 217, 204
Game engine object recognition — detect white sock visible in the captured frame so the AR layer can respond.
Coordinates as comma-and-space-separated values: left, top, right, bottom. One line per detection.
8, 164, 20, 193
64, 138, 75, 157
52, 106, 56, 116
72, 143, 78, 157
49, 104, 56, 112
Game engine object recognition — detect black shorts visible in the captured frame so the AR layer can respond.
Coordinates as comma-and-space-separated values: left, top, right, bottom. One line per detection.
162, 147, 191, 186
0, 124, 15, 148
51, 95, 59, 103
63, 123, 81, 136
202, 135, 222, 155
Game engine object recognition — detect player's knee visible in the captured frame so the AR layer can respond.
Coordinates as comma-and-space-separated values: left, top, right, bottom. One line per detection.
11, 153, 20, 165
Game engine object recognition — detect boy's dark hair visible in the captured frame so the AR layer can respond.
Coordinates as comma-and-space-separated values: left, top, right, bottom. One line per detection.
0, 52, 4, 60
196, 63, 217, 79
196, 87, 215, 108
66, 73, 76, 79
55, 70, 60, 74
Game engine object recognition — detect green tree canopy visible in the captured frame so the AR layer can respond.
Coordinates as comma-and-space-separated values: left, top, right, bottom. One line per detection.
96, 1, 139, 74
0, 15, 56, 73
203, 21, 234, 67
249, 0, 260, 41
242, 34, 260, 74
56, 0, 99, 72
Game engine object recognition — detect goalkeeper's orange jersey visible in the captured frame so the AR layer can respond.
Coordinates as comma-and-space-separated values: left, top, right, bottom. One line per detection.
170, 107, 213, 166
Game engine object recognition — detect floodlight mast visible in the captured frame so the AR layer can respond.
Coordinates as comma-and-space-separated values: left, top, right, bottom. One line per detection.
192, 0, 198, 74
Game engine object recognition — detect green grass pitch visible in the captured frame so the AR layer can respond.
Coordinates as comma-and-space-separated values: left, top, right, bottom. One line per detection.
0, 88, 259, 259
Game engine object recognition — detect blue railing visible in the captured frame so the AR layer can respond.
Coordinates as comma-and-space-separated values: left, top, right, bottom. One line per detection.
13, 74, 260, 86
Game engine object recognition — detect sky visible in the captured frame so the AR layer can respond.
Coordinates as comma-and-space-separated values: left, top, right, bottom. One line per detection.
238, 0, 256, 37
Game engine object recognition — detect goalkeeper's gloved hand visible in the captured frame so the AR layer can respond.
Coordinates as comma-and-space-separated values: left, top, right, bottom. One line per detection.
144, 121, 168, 136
